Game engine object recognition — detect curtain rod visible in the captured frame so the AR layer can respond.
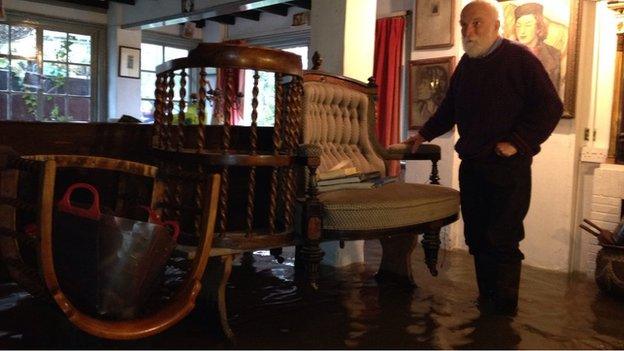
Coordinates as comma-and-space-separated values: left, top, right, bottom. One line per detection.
377, 10, 411, 19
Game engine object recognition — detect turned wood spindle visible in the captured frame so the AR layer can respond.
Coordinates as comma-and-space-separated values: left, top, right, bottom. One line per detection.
197, 67, 207, 153
154, 75, 164, 148
165, 72, 175, 151
245, 71, 261, 236
268, 73, 284, 234
178, 69, 187, 151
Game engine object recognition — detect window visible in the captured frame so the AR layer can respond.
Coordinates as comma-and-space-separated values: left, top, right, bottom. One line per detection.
0, 15, 102, 122
238, 45, 308, 127
140, 43, 193, 123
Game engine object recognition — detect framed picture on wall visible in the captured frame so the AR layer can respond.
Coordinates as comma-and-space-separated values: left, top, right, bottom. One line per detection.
497, 0, 581, 118
413, 0, 455, 49
118, 46, 141, 79
408, 56, 455, 130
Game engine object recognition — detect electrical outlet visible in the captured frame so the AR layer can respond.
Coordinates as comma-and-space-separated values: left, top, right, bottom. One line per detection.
581, 146, 608, 163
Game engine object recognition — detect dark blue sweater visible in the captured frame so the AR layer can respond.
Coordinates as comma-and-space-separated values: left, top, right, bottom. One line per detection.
419, 39, 563, 159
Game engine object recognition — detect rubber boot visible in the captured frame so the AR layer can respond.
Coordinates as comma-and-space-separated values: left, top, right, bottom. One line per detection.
492, 260, 522, 316
473, 254, 496, 312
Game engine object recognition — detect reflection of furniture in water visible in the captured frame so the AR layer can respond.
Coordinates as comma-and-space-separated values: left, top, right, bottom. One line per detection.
0, 153, 220, 340
153, 44, 460, 337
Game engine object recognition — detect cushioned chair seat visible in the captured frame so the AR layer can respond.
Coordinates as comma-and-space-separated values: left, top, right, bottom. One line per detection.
318, 183, 460, 231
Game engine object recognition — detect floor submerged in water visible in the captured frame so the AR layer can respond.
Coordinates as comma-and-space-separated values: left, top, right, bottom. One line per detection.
1, 241, 623, 349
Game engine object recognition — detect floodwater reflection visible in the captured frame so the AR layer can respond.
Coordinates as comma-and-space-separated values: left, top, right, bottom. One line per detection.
0, 241, 623, 349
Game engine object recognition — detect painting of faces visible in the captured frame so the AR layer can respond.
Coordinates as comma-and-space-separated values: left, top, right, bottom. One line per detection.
409, 57, 454, 129
498, 0, 571, 97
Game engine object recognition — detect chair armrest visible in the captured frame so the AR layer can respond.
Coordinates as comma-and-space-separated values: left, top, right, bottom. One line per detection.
381, 143, 441, 161
294, 144, 321, 196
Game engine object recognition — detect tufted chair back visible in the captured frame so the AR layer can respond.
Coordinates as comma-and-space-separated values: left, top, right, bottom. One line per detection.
301, 81, 386, 176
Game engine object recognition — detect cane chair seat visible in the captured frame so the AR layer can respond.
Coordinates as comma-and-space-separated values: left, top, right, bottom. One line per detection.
318, 183, 459, 231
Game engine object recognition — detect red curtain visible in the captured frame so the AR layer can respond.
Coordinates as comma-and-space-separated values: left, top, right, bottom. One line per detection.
373, 16, 405, 177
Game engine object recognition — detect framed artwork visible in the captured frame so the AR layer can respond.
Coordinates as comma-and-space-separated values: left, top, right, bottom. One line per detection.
118, 46, 141, 79
181, 0, 194, 13
414, 0, 455, 50
497, 0, 581, 118
408, 56, 455, 130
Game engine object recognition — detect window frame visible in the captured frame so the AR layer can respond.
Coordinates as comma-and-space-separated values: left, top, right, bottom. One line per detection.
140, 31, 201, 123
1, 10, 106, 122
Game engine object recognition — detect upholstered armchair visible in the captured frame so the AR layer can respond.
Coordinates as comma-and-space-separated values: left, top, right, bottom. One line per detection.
296, 58, 460, 286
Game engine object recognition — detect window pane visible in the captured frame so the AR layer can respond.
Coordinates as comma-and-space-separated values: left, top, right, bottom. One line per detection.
0, 24, 8, 55
43, 95, 67, 121
242, 70, 275, 126
0, 58, 8, 91
11, 26, 36, 58
68, 33, 91, 64
43, 30, 67, 61
141, 43, 162, 71
43, 62, 67, 94
0, 93, 7, 120
67, 97, 90, 121
173, 74, 185, 101
68, 64, 90, 96
11, 59, 39, 92
140, 71, 156, 99
11, 93, 37, 121
141, 99, 154, 123
164, 47, 187, 62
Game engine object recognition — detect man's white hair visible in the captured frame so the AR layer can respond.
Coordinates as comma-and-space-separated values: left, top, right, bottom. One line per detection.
465, 0, 501, 21
463, 0, 502, 34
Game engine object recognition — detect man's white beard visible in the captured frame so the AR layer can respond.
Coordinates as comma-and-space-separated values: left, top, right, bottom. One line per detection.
462, 37, 489, 58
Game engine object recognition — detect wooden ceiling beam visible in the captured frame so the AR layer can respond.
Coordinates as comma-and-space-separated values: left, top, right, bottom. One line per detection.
235, 10, 261, 21
109, 0, 136, 5
208, 15, 236, 25
260, 4, 290, 16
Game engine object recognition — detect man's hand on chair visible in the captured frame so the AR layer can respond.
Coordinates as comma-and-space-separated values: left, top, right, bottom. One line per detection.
403, 132, 426, 154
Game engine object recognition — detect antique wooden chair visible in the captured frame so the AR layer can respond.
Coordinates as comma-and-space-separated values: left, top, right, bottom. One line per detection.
150, 43, 459, 337
0, 152, 220, 340
295, 53, 460, 286
152, 43, 305, 338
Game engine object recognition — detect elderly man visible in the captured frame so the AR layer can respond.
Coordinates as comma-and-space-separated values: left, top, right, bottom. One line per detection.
405, 0, 562, 315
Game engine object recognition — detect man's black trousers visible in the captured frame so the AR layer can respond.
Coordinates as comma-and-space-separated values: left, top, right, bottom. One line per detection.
459, 155, 532, 261
459, 155, 531, 312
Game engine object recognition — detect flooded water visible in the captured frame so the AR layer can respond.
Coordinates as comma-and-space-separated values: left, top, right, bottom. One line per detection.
1, 241, 624, 349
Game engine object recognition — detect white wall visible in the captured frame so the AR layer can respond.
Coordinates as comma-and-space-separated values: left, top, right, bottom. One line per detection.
108, 3, 141, 120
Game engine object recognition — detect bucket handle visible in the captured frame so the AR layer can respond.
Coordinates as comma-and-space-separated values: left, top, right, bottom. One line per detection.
57, 183, 101, 221
139, 206, 180, 242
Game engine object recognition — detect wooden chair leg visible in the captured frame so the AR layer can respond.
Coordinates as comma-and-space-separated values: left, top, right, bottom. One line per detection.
295, 197, 324, 289
296, 242, 324, 289
376, 234, 419, 288
422, 228, 442, 277
200, 255, 234, 339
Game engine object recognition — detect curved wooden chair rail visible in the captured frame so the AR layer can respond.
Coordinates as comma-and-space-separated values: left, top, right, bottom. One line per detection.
152, 42, 305, 247
1, 155, 221, 340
